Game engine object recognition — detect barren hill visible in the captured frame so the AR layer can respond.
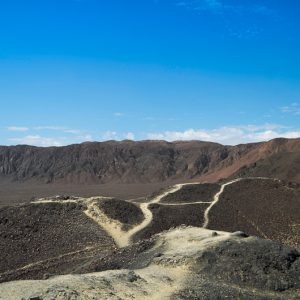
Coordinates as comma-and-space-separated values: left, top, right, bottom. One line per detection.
0, 138, 300, 205
0, 140, 252, 184
1, 138, 300, 184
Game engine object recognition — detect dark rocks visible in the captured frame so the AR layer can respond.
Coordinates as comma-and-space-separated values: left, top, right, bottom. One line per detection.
5, 228, 300, 300
0, 202, 115, 283
231, 231, 249, 238
195, 237, 300, 293
149, 203, 160, 210
127, 271, 141, 282
160, 183, 220, 203
133, 203, 207, 242
208, 179, 300, 249
97, 198, 144, 228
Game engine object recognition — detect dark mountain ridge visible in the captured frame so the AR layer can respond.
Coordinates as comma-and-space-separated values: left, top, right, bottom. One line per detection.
0, 138, 300, 185
0, 140, 258, 184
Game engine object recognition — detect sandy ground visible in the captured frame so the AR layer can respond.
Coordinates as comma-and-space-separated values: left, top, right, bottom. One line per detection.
0, 182, 174, 207
0, 228, 232, 300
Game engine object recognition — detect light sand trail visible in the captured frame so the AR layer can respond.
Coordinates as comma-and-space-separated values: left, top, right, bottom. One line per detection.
0, 246, 97, 278
30, 177, 275, 248
84, 183, 190, 247
203, 178, 242, 228
159, 201, 212, 206
202, 177, 274, 228
113, 177, 275, 246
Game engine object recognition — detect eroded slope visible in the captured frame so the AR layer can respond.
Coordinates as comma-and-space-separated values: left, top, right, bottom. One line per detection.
0, 227, 299, 300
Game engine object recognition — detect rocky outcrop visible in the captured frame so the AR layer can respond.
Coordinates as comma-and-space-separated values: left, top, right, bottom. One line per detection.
0, 227, 299, 300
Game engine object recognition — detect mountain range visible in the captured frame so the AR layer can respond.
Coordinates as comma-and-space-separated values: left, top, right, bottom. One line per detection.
1, 138, 299, 185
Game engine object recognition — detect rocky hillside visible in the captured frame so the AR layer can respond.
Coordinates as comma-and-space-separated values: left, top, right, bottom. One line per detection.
1, 177, 298, 284
1, 227, 299, 300
1, 138, 300, 185
0, 177, 299, 299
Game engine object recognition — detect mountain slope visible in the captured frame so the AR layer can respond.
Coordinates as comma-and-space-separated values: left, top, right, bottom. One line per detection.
1, 138, 299, 185
0, 138, 300, 207
0, 140, 251, 184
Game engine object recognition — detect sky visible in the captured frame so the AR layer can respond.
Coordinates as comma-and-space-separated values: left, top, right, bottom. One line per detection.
0, 0, 300, 146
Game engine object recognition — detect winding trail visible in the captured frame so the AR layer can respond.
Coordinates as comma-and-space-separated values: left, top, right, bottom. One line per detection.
203, 178, 242, 228
123, 183, 189, 244
84, 184, 189, 247
30, 177, 274, 248
159, 201, 212, 206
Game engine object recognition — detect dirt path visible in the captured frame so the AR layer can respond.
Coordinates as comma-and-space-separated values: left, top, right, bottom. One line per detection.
159, 201, 212, 206
203, 178, 242, 228
84, 184, 188, 247
29, 177, 274, 249
84, 177, 269, 247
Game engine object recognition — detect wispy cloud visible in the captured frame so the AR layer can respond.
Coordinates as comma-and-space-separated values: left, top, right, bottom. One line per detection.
114, 112, 124, 117
7, 124, 299, 147
6, 125, 94, 146
176, 0, 274, 16
101, 131, 118, 140
177, 0, 225, 14
34, 126, 88, 134
147, 124, 300, 145
7, 126, 29, 132
34, 126, 66, 131
8, 133, 94, 147
124, 132, 135, 140
280, 103, 300, 115
100, 131, 135, 141
9, 135, 65, 147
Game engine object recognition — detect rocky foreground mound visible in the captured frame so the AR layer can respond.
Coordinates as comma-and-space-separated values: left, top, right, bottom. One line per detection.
0, 227, 299, 300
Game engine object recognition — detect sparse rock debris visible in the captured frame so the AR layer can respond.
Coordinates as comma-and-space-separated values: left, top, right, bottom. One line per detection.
1, 227, 299, 300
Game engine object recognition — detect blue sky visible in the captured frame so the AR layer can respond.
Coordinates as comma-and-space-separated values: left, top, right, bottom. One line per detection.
0, 0, 300, 146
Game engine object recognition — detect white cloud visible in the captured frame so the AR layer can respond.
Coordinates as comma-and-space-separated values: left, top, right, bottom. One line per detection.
34, 126, 66, 131
147, 124, 300, 145
8, 133, 94, 147
100, 131, 135, 141
34, 126, 88, 134
64, 129, 86, 134
9, 135, 65, 147
7, 126, 29, 132
102, 131, 118, 140
124, 132, 135, 140
7, 124, 300, 147
280, 103, 300, 115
